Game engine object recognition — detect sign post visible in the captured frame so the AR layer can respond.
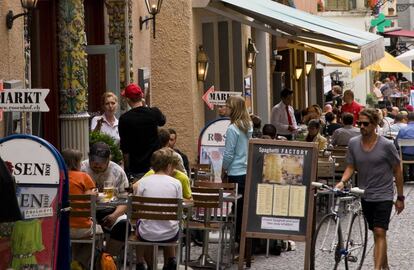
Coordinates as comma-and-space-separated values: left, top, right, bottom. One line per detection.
238, 139, 318, 269
202, 86, 242, 109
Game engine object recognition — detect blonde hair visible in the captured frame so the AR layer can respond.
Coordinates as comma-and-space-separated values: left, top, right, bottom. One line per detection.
102, 92, 118, 106
226, 95, 251, 133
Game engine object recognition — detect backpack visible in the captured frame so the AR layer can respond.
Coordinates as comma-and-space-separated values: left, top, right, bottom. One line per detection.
95, 250, 118, 270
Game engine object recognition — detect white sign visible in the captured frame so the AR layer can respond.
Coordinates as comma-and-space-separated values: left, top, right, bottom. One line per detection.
200, 118, 230, 146
261, 217, 300, 231
202, 86, 242, 109
0, 138, 60, 184
16, 186, 58, 218
0, 88, 50, 112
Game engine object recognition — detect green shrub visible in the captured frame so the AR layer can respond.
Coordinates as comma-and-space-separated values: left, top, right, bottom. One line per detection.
365, 93, 378, 108
89, 131, 123, 164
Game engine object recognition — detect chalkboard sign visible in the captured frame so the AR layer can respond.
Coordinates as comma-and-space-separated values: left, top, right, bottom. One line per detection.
238, 139, 318, 269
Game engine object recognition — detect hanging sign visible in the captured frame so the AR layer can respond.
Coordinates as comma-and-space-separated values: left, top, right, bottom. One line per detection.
202, 85, 242, 109
0, 88, 50, 112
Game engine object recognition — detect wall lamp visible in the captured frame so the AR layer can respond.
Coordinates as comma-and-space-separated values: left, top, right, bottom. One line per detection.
197, 45, 209, 81
305, 61, 313, 76
139, 0, 163, 39
6, 0, 38, 30
246, 38, 259, 69
294, 66, 303, 80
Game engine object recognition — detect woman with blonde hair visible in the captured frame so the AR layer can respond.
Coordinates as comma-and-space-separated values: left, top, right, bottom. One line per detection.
222, 95, 252, 243
91, 92, 120, 143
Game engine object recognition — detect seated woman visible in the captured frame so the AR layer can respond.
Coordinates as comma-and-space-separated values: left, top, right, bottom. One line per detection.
324, 112, 342, 136
62, 149, 102, 270
134, 148, 183, 270
306, 119, 327, 151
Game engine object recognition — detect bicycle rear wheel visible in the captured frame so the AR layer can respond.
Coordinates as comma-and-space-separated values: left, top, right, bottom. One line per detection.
345, 212, 368, 270
312, 214, 343, 269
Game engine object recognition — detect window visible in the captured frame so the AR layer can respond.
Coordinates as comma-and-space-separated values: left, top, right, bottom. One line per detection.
325, 0, 357, 11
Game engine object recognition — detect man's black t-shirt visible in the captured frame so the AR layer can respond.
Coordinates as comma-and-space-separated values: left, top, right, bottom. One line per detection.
119, 106, 166, 174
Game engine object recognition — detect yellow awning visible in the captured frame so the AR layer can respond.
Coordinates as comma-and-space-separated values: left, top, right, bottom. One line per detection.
289, 41, 412, 77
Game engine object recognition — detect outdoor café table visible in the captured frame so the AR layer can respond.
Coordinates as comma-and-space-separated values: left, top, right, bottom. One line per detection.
187, 192, 242, 269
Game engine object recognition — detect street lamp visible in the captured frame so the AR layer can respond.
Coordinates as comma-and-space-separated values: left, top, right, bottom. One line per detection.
294, 66, 303, 80
197, 45, 209, 81
140, 0, 163, 39
6, 0, 38, 30
246, 38, 259, 69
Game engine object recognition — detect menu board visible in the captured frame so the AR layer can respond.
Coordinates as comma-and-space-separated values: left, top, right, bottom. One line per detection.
238, 139, 318, 270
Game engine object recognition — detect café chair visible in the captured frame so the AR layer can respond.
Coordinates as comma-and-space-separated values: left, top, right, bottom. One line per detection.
397, 138, 414, 177
69, 194, 102, 270
185, 186, 224, 270
123, 195, 184, 270
193, 164, 214, 182
193, 181, 238, 264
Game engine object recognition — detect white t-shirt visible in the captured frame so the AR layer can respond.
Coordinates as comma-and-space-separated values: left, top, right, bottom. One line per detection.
81, 160, 129, 193
135, 174, 182, 241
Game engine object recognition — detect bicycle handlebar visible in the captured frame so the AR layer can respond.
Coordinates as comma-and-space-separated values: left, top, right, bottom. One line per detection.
311, 182, 364, 196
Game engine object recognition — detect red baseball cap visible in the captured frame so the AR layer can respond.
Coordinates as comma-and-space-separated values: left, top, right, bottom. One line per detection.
121, 83, 143, 99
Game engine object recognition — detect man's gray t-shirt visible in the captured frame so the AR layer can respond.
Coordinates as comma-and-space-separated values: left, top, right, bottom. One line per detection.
346, 135, 399, 201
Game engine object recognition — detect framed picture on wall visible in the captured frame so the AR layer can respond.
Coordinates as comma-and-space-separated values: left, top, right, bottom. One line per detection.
244, 75, 253, 113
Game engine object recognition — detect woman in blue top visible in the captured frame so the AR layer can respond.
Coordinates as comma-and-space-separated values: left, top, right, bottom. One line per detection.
222, 95, 252, 242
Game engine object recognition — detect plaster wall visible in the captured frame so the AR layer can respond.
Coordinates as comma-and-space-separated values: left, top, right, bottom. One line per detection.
131, 0, 151, 84
295, 0, 318, 13
150, 0, 203, 165
0, 1, 25, 137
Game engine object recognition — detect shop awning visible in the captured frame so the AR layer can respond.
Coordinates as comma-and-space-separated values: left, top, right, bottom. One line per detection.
384, 29, 414, 38
199, 0, 384, 68
315, 48, 412, 77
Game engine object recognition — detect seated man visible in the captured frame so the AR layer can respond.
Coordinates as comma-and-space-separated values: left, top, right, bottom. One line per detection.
81, 142, 130, 257
396, 112, 414, 181
134, 148, 183, 270
331, 113, 360, 146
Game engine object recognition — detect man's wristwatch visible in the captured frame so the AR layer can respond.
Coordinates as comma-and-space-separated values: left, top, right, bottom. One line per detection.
397, 195, 405, 202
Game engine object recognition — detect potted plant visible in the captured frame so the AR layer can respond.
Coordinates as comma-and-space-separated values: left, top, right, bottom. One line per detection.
89, 131, 123, 164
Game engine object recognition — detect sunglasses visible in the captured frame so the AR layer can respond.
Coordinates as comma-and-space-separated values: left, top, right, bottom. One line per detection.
357, 121, 371, 127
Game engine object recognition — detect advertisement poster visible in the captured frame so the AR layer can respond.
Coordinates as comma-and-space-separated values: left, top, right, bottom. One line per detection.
0, 135, 65, 270
244, 75, 253, 113
198, 118, 230, 182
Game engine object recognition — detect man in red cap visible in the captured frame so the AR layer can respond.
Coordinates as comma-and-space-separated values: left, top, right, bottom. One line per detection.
119, 83, 166, 181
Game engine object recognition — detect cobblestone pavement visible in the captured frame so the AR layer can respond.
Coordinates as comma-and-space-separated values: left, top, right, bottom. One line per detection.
186, 183, 414, 270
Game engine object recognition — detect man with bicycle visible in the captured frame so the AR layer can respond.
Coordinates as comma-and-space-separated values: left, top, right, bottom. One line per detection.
336, 108, 404, 270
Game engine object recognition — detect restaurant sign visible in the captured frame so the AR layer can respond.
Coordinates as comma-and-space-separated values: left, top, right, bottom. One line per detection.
0, 137, 59, 184
0, 88, 50, 112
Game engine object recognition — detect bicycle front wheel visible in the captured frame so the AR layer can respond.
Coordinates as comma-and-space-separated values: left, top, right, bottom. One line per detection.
345, 213, 368, 270
312, 214, 343, 269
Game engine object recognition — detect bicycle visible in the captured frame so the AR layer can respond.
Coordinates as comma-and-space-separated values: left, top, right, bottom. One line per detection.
311, 182, 368, 270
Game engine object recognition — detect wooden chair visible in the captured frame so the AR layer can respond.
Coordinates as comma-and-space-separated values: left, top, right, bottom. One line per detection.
193, 181, 238, 264
193, 164, 213, 182
331, 146, 348, 178
123, 195, 183, 270
69, 194, 101, 270
317, 157, 336, 186
397, 138, 414, 177
185, 187, 224, 270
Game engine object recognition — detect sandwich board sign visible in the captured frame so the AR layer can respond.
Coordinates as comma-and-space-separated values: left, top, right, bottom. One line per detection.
238, 139, 318, 269
0, 134, 69, 270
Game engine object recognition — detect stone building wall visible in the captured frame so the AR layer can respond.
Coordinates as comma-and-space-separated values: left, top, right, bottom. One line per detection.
0, 1, 26, 137
149, 0, 203, 165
